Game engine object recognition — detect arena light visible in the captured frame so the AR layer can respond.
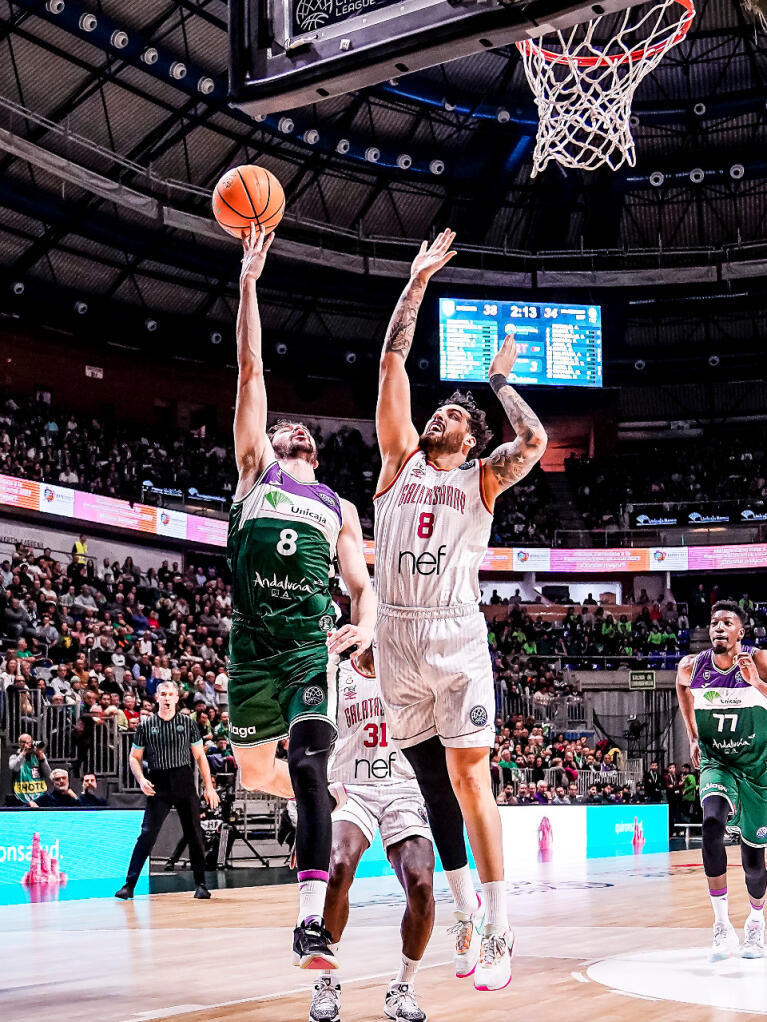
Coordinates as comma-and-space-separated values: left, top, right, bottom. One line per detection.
74, 301, 88, 315
45, 0, 65, 13
253, 113, 267, 123
418, 358, 429, 370
169, 62, 187, 80
689, 167, 705, 184
730, 163, 745, 180
634, 359, 646, 371
693, 102, 706, 116
141, 47, 159, 64
209, 331, 223, 345
78, 12, 97, 30
629, 114, 641, 128
275, 342, 288, 355
12, 281, 24, 296
708, 354, 720, 367
345, 351, 357, 364
396, 153, 413, 170
303, 129, 320, 144
429, 159, 445, 176
649, 171, 665, 188
110, 30, 129, 49
197, 77, 215, 95
278, 116, 294, 134
496, 107, 511, 124
443, 98, 457, 112
336, 138, 351, 155
145, 318, 158, 332
364, 147, 381, 163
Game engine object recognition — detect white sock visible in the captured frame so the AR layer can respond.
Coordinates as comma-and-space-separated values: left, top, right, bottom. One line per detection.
395, 954, 419, 987
709, 889, 729, 926
297, 877, 328, 926
445, 865, 478, 917
481, 880, 509, 935
748, 903, 765, 927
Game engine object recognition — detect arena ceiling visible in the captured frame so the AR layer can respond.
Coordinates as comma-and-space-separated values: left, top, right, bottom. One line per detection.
0, 0, 766, 372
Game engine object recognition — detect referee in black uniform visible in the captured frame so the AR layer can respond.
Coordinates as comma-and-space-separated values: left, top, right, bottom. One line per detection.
115, 680, 219, 900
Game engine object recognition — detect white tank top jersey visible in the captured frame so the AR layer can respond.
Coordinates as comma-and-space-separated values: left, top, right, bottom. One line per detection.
373, 448, 493, 608
329, 658, 416, 786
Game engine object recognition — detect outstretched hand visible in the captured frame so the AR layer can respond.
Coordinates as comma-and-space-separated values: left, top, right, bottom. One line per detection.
489, 329, 519, 381
410, 229, 457, 284
240, 223, 274, 285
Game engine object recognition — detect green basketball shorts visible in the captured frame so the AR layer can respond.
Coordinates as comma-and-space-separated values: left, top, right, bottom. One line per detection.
700, 762, 767, 847
228, 618, 339, 747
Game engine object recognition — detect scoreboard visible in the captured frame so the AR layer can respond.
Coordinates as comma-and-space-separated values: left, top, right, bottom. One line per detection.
439, 298, 603, 389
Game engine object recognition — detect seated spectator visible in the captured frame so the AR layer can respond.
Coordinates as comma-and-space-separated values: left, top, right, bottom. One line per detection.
38, 768, 80, 808
79, 771, 109, 807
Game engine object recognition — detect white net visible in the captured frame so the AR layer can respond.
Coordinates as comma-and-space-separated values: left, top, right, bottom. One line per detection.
517, 0, 695, 176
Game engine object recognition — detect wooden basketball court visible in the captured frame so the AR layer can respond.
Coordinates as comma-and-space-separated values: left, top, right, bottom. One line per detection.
3, 846, 765, 1021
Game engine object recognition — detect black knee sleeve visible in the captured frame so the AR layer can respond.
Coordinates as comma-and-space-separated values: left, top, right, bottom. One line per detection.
288, 717, 335, 874
402, 736, 467, 872
701, 796, 729, 878
741, 843, 767, 902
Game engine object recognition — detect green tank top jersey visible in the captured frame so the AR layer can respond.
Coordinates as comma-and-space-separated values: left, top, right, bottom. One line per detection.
691, 648, 767, 782
227, 461, 343, 641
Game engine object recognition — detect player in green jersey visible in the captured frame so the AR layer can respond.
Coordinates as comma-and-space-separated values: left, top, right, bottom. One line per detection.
676, 600, 767, 961
231, 225, 376, 970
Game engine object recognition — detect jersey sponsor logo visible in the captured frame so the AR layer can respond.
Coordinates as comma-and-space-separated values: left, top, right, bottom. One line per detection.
230, 723, 258, 738
396, 481, 467, 514
411, 462, 426, 478
417, 804, 429, 824
253, 570, 315, 600
316, 490, 340, 510
757, 826, 767, 840
701, 781, 728, 795
319, 614, 334, 632
342, 682, 357, 702
303, 685, 325, 706
397, 545, 447, 576
711, 735, 755, 752
264, 488, 291, 511
459, 459, 476, 471
470, 705, 488, 727
702, 690, 742, 707
354, 753, 397, 781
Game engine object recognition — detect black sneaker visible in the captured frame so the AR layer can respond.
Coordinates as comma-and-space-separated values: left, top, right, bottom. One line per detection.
293, 919, 338, 970
164, 860, 176, 872
114, 884, 134, 900
194, 884, 211, 899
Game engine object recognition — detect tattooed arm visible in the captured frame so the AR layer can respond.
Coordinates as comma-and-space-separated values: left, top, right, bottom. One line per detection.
376, 229, 456, 492
482, 330, 548, 508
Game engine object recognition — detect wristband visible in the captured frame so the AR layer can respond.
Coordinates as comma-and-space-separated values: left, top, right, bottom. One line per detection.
489, 373, 508, 395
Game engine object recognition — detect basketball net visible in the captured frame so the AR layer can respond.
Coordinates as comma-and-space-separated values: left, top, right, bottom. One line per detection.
517, 0, 695, 176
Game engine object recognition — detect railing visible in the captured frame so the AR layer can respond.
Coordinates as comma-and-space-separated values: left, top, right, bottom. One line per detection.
497, 687, 590, 731
553, 523, 766, 548
495, 766, 639, 797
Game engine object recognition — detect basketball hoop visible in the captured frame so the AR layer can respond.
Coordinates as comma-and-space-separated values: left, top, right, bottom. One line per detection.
517, 0, 695, 176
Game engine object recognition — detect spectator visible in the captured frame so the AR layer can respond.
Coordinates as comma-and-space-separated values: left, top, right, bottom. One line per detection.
79, 772, 109, 807
38, 768, 80, 808
644, 760, 664, 802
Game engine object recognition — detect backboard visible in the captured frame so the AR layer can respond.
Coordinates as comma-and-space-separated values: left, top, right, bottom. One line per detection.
229, 0, 647, 116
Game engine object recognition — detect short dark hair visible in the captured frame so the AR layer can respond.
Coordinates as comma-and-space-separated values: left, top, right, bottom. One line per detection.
438, 390, 493, 456
711, 600, 746, 626
267, 419, 310, 440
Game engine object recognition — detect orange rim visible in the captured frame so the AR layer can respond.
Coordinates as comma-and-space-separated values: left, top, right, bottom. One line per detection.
516, 0, 694, 67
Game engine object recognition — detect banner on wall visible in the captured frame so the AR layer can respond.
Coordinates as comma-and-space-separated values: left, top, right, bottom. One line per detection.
0, 471, 766, 573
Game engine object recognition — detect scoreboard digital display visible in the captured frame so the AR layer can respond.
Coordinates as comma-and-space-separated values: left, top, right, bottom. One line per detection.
439, 298, 603, 389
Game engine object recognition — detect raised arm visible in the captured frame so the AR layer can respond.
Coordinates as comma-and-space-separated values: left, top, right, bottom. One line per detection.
234, 225, 275, 494
482, 330, 548, 508
329, 499, 377, 656
376, 230, 456, 492
675, 654, 699, 768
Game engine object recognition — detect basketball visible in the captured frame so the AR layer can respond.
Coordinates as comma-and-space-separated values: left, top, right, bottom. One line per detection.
212, 165, 285, 239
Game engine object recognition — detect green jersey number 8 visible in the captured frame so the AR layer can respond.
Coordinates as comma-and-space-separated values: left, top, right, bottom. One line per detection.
277, 529, 298, 556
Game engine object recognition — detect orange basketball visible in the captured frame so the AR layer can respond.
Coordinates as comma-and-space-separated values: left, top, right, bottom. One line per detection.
211, 165, 285, 239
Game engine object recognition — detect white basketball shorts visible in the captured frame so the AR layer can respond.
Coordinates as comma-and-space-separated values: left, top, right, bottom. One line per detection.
376, 603, 496, 750
333, 781, 432, 850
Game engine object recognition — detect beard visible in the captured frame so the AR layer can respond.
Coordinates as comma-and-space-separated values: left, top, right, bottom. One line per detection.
271, 435, 316, 462
419, 429, 465, 459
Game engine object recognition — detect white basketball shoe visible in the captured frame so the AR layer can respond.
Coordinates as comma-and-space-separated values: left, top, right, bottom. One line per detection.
474, 930, 514, 991
710, 922, 739, 962
741, 918, 766, 959
448, 896, 484, 978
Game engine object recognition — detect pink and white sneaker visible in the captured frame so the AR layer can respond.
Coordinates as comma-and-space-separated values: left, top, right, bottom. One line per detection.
474, 930, 514, 991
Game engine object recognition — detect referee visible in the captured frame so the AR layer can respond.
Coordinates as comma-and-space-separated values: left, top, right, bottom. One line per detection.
115, 680, 219, 900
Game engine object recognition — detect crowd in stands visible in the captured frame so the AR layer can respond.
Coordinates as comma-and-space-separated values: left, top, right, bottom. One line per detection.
565, 430, 767, 530
0, 393, 556, 545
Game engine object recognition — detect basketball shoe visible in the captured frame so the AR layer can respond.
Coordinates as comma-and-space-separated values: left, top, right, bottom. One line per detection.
293, 920, 338, 970
384, 981, 427, 1021
741, 918, 766, 959
308, 976, 341, 1021
448, 896, 484, 978
710, 922, 739, 962
474, 930, 514, 991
